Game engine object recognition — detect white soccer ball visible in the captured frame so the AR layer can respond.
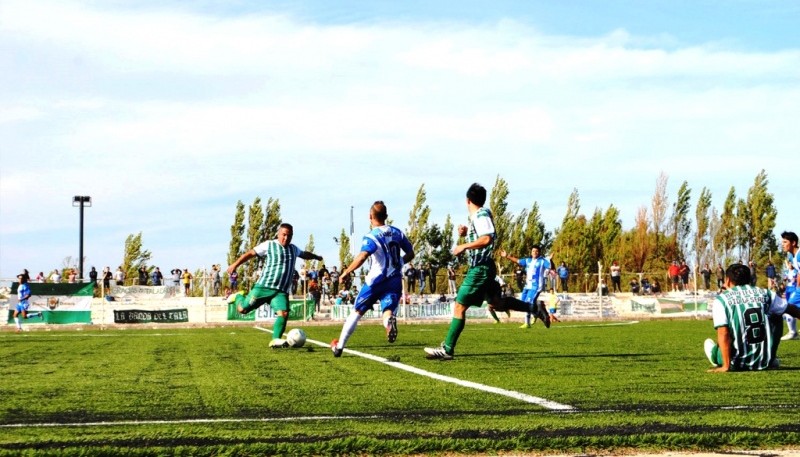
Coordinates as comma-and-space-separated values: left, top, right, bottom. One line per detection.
286, 328, 306, 348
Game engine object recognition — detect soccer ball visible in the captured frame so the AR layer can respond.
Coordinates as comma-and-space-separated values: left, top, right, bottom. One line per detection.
286, 328, 306, 348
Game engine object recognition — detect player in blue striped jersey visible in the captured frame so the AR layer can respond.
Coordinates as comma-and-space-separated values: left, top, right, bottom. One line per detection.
331, 201, 415, 357
500, 246, 552, 329
13, 273, 43, 332
705, 263, 800, 372
227, 223, 323, 348
779, 231, 800, 340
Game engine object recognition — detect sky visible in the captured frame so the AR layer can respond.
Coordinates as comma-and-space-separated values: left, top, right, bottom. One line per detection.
1, 0, 799, 281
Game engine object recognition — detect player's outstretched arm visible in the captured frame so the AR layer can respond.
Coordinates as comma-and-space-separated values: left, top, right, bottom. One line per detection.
339, 251, 370, 285
227, 250, 256, 275
499, 250, 520, 264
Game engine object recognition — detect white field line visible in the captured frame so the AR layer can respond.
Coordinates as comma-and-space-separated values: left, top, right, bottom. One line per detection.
255, 327, 574, 411
0, 415, 381, 428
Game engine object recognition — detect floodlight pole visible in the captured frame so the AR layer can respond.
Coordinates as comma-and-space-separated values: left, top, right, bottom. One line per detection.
73, 196, 92, 281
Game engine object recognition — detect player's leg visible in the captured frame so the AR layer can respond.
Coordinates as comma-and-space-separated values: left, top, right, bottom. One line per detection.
332, 284, 375, 355
379, 279, 402, 343
782, 315, 798, 340
13, 308, 23, 331
269, 292, 291, 348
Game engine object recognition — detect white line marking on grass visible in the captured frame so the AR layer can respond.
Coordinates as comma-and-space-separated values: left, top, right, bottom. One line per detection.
254, 326, 574, 411
0, 415, 381, 428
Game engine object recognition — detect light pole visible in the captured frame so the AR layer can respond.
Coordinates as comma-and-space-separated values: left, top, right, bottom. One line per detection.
72, 196, 92, 281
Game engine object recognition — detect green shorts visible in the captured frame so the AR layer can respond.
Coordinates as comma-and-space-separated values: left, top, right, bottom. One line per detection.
242, 286, 289, 314
456, 264, 500, 307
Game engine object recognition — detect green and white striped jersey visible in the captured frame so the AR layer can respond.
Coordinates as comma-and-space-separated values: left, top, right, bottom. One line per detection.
712, 285, 784, 371
467, 207, 496, 268
252, 240, 302, 293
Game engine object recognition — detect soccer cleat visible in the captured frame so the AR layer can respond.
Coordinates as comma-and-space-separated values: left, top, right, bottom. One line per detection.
330, 339, 343, 358
387, 315, 398, 343
538, 302, 551, 328
780, 332, 798, 341
424, 346, 454, 360
769, 357, 781, 369
704, 338, 719, 367
519, 323, 530, 329
269, 338, 289, 349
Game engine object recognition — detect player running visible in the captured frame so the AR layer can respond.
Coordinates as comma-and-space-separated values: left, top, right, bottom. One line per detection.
14, 273, 43, 332
331, 201, 414, 357
499, 246, 552, 329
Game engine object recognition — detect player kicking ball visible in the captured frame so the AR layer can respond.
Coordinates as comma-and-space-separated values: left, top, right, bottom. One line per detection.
331, 201, 414, 357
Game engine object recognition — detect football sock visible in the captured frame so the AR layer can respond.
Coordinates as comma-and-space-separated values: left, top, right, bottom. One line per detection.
273, 315, 287, 340
488, 307, 500, 323
787, 315, 797, 334
338, 312, 361, 349
26, 312, 41, 319
14, 317, 21, 329
524, 313, 531, 326
444, 318, 465, 354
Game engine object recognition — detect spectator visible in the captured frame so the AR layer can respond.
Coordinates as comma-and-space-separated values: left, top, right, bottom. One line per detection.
308, 278, 321, 315
138, 266, 148, 286
182, 268, 193, 296
102, 267, 112, 291
89, 266, 98, 287
715, 263, 725, 290
610, 261, 622, 293
68, 268, 77, 283
321, 273, 332, 304
50, 269, 62, 283
229, 269, 238, 292
152, 267, 163, 286
548, 266, 557, 292
418, 264, 428, 295
630, 278, 640, 295
749, 261, 757, 286
171, 268, 181, 288
35, 271, 45, 283
557, 262, 569, 293
114, 266, 125, 286
766, 261, 777, 288
447, 265, 457, 295
652, 279, 662, 296
299, 265, 308, 294
701, 264, 712, 291
329, 266, 341, 296
211, 265, 221, 296
668, 261, 680, 292
679, 260, 690, 291
292, 270, 299, 296
318, 264, 329, 284
405, 263, 417, 294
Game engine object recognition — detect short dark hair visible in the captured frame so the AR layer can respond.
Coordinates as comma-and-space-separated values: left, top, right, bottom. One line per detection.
781, 231, 798, 245
532, 244, 542, 251
371, 201, 388, 223
466, 183, 487, 206
725, 263, 751, 286
279, 223, 293, 232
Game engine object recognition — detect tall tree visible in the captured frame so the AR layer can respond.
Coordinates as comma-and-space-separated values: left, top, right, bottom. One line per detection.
600, 205, 622, 267
743, 170, 778, 266
508, 202, 551, 259
227, 201, 246, 267
551, 189, 593, 288
488, 176, 512, 271
122, 232, 152, 282
303, 235, 316, 270
406, 184, 431, 259
651, 172, 669, 262
669, 180, 692, 261
243, 197, 265, 289
630, 206, 651, 272
262, 197, 282, 242
336, 228, 353, 269
715, 187, 737, 264
694, 187, 713, 267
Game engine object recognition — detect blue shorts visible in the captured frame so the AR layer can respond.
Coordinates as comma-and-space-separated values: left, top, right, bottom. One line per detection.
353, 276, 402, 315
520, 288, 541, 312
15, 303, 30, 313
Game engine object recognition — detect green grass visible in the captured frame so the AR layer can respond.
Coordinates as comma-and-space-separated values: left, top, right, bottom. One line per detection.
1, 319, 799, 456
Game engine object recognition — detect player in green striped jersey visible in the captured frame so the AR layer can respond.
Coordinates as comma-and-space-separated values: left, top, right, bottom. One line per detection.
705, 263, 800, 372
227, 223, 323, 348
424, 183, 542, 360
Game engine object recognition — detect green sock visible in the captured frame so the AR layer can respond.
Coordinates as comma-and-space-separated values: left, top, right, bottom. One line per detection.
444, 318, 465, 354
273, 315, 287, 340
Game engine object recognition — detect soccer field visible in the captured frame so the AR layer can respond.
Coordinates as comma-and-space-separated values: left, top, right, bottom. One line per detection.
2, 319, 799, 456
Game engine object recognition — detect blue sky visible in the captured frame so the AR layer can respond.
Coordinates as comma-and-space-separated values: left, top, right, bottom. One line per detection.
1, 0, 798, 280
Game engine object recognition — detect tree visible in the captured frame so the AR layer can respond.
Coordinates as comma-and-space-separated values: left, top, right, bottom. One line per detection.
407, 184, 431, 258
630, 206, 650, 272
599, 205, 622, 267
669, 180, 692, 261
742, 170, 778, 268
262, 197, 282, 242
694, 187, 712, 267
303, 235, 316, 270
508, 202, 551, 259
227, 201, 246, 267
336, 228, 353, 269
715, 187, 737, 264
488, 176, 512, 272
651, 172, 669, 262
122, 232, 152, 282
243, 197, 265, 289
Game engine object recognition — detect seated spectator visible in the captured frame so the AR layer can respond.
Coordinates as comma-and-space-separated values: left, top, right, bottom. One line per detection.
630, 278, 640, 295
